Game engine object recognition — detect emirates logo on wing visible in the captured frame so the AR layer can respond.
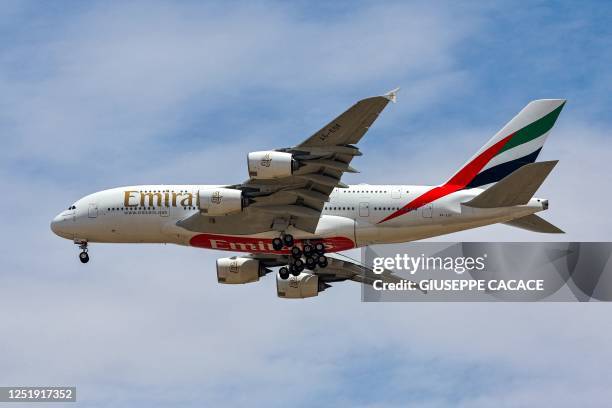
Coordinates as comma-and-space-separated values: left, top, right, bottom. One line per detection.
211, 191, 223, 204
260, 153, 272, 167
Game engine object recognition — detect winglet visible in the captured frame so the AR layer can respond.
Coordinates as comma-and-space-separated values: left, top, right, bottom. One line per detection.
383, 87, 400, 103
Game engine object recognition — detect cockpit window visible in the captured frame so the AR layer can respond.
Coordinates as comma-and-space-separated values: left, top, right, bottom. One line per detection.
67, 205, 76, 210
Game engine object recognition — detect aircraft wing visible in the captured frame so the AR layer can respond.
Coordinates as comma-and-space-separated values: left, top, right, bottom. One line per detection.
323, 253, 403, 286
236, 88, 399, 233
248, 252, 405, 286
298, 88, 399, 147
177, 89, 398, 235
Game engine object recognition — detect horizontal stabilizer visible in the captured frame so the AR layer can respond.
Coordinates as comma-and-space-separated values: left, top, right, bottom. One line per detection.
504, 214, 564, 233
464, 160, 558, 208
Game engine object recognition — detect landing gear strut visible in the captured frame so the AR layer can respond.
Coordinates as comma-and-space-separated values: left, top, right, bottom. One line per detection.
77, 241, 89, 264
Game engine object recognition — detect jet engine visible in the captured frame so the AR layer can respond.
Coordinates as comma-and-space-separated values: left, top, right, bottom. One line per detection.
276, 272, 325, 299
199, 188, 244, 216
247, 151, 297, 179
216, 257, 262, 284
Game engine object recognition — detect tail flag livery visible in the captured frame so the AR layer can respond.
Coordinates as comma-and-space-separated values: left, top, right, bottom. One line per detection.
451, 99, 566, 188
379, 99, 565, 224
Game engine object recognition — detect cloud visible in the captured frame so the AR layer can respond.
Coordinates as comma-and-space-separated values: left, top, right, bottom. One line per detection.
0, 1, 476, 174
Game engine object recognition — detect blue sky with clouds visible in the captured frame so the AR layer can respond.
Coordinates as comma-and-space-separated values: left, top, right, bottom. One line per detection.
1, 1, 612, 407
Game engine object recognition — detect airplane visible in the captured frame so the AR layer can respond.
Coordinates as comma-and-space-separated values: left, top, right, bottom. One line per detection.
51, 89, 566, 298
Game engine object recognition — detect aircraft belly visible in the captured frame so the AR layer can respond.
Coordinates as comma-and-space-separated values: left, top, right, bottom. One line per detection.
188, 215, 356, 254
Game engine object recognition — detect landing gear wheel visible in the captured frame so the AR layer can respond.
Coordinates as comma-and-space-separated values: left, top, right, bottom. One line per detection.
305, 257, 317, 270
282, 234, 294, 248
290, 246, 303, 259
303, 244, 314, 257
279, 267, 290, 280
290, 261, 304, 276
79, 251, 89, 263
317, 255, 328, 268
272, 237, 283, 251
76, 241, 89, 263
314, 242, 325, 254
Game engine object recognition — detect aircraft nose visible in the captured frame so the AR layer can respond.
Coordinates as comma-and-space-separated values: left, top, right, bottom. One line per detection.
50, 214, 63, 236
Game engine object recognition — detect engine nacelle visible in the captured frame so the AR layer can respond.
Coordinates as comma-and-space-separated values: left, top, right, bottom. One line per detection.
199, 188, 243, 216
276, 272, 320, 299
247, 151, 295, 179
216, 257, 261, 284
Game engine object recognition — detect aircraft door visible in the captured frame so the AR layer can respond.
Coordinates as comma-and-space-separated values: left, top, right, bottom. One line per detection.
422, 203, 433, 218
88, 203, 98, 218
359, 202, 369, 217
391, 188, 401, 199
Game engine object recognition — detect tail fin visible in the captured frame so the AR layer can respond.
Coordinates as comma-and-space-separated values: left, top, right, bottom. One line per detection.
378, 100, 565, 225
464, 160, 557, 208
446, 99, 566, 189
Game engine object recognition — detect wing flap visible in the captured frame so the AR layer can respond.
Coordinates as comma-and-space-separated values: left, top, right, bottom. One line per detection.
251, 204, 321, 218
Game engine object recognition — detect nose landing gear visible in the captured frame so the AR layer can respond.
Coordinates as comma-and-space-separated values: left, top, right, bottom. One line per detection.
77, 241, 89, 263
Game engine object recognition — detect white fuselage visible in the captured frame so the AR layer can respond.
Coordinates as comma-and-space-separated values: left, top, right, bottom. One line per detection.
51, 184, 547, 254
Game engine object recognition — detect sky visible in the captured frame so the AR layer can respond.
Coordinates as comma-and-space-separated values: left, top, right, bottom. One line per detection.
1, 0, 612, 406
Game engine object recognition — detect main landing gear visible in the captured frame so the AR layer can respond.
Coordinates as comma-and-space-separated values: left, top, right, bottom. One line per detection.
276, 233, 328, 280
77, 241, 89, 264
